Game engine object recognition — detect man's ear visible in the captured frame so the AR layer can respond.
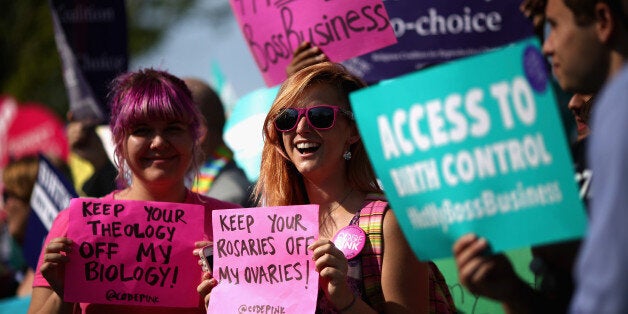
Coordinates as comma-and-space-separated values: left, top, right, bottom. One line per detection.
594, 2, 615, 43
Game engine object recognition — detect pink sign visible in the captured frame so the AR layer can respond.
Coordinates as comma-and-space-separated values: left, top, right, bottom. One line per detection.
229, 0, 397, 86
65, 198, 205, 308
207, 205, 319, 313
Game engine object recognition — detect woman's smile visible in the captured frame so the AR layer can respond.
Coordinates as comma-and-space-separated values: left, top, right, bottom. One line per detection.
295, 141, 321, 155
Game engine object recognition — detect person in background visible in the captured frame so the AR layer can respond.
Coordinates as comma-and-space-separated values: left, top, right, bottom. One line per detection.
183, 78, 252, 207
567, 94, 594, 204
567, 93, 593, 143
65, 117, 117, 197
1, 155, 73, 298
520, 0, 548, 40
28, 68, 239, 314
563, 0, 628, 310
0, 210, 17, 299
577, 62, 628, 312
1, 156, 39, 298
454, 0, 628, 311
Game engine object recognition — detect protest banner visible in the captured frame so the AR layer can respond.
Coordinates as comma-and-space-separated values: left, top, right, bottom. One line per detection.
344, 0, 534, 83
350, 37, 587, 260
229, 0, 397, 86
23, 154, 77, 270
207, 205, 319, 313
65, 198, 204, 307
50, 0, 128, 122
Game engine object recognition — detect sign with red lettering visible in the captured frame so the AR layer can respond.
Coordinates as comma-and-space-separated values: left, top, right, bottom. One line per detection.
229, 0, 397, 86
207, 205, 319, 313
64, 198, 204, 307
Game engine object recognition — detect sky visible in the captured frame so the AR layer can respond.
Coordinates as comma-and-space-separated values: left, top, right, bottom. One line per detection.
131, 1, 265, 98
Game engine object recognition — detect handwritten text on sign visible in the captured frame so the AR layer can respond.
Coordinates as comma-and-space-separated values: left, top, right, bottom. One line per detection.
207, 205, 319, 313
229, 0, 397, 86
350, 38, 587, 260
65, 198, 204, 307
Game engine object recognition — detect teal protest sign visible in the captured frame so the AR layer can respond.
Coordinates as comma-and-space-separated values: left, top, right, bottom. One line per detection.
350, 37, 586, 260
224, 86, 279, 182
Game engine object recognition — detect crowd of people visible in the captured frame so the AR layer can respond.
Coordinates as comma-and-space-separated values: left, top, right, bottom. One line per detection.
0, 0, 627, 313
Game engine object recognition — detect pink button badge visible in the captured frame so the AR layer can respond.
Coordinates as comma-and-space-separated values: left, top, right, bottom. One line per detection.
332, 225, 366, 260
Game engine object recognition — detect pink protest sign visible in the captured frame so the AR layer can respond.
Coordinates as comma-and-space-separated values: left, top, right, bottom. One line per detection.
207, 205, 319, 313
229, 0, 397, 86
65, 198, 204, 308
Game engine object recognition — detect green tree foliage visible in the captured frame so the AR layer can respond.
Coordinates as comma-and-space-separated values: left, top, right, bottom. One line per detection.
0, 1, 65, 115
0, 0, 230, 120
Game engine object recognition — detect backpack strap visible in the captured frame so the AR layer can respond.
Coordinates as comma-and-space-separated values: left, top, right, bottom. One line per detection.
358, 193, 388, 312
358, 194, 456, 313
429, 262, 456, 313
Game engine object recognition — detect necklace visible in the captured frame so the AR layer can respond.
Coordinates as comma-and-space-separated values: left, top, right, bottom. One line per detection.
328, 188, 354, 213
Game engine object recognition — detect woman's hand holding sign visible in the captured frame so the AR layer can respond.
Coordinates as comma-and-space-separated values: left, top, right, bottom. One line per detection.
308, 239, 355, 311
286, 41, 328, 77
194, 241, 217, 309
40, 237, 73, 299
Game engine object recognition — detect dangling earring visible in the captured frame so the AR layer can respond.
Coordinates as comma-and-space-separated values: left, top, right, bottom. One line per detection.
343, 150, 352, 160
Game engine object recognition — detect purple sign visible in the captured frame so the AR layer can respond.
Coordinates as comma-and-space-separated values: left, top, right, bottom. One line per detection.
343, 0, 535, 83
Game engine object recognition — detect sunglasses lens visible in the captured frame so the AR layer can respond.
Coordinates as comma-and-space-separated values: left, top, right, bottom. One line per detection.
308, 107, 335, 129
274, 108, 299, 131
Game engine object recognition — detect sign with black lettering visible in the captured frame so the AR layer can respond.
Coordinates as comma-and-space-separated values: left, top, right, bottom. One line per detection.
207, 205, 319, 313
229, 0, 397, 86
64, 198, 203, 307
